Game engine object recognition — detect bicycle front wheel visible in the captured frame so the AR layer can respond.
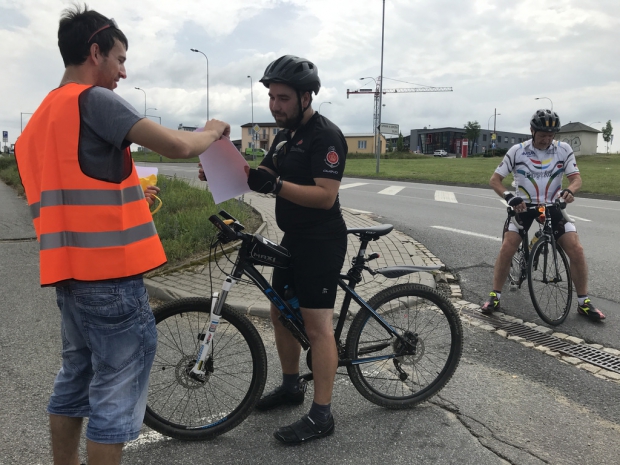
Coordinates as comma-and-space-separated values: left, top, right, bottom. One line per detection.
527, 238, 572, 325
345, 283, 463, 409
144, 298, 267, 440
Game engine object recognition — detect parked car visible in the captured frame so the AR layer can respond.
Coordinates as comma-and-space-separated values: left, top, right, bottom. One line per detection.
433, 149, 448, 157
244, 147, 267, 157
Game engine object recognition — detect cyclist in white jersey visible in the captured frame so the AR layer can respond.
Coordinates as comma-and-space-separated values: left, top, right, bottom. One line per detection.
481, 109, 605, 321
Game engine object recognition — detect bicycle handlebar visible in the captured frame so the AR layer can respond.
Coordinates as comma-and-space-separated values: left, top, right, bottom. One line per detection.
507, 198, 573, 230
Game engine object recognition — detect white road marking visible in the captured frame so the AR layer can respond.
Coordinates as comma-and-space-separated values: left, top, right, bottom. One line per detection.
379, 186, 405, 195
125, 430, 171, 449
568, 215, 591, 222
432, 226, 502, 242
435, 191, 458, 203
340, 182, 369, 190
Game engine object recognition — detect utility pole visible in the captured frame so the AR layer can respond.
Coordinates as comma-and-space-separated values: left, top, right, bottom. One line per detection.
375, 0, 386, 174
492, 108, 497, 157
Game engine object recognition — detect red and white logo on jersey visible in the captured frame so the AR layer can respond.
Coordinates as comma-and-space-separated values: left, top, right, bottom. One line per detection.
325, 146, 340, 168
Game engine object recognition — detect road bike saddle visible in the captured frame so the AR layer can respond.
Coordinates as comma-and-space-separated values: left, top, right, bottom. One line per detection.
347, 224, 394, 241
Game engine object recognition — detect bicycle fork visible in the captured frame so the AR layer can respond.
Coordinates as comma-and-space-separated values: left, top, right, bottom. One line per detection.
188, 276, 237, 382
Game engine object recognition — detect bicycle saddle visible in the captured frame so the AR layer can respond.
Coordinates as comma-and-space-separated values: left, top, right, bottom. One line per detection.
347, 224, 394, 240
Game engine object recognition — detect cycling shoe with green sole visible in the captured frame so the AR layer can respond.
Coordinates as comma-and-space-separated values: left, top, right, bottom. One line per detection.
481, 292, 500, 314
577, 299, 606, 321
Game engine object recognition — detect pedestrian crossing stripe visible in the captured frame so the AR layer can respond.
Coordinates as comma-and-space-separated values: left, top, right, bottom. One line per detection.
340, 182, 368, 189
378, 186, 405, 195
435, 191, 458, 203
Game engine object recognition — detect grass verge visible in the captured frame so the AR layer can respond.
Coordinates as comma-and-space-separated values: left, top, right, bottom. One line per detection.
0, 156, 24, 196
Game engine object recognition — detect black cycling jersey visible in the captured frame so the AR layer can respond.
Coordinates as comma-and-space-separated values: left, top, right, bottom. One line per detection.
260, 112, 348, 236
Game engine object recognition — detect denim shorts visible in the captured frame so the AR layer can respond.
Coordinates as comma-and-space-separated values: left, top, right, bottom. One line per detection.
47, 277, 157, 444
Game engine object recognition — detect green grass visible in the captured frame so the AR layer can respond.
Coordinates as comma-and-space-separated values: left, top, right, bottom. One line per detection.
151, 175, 260, 268
339, 154, 620, 196
131, 151, 201, 164
0, 156, 24, 196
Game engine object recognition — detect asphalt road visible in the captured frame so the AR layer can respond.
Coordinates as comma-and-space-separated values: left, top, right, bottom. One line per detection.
3, 172, 620, 464
336, 176, 620, 351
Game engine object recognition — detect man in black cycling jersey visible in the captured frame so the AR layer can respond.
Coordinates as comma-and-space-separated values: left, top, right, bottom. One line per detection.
481, 109, 605, 321
245, 55, 348, 443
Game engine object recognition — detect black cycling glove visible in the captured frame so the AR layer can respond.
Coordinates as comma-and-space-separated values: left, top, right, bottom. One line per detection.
248, 168, 277, 194
504, 192, 524, 207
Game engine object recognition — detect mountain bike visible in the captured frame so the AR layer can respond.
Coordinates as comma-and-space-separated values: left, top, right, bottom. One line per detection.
508, 198, 574, 325
144, 210, 463, 441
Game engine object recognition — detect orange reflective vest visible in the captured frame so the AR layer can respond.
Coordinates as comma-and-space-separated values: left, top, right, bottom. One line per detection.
15, 83, 166, 286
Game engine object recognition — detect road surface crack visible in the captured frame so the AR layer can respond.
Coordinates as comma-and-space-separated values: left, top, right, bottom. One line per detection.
431, 395, 550, 464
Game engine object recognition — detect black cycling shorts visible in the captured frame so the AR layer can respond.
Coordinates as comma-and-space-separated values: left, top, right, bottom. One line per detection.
503, 204, 576, 242
272, 232, 347, 309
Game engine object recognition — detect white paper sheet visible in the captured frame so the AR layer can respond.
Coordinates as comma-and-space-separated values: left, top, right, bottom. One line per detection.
198, 136, 251, 204
135, 165, 158, 178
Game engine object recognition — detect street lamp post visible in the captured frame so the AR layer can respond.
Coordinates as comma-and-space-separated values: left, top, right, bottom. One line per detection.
134, 88, 147, 153
535, 97, 553, 111
191, 48, 209, 120
487, 113, 501, 131
134, 87, 146, 117
247, 76, 254, 150
319, 102, 332, 114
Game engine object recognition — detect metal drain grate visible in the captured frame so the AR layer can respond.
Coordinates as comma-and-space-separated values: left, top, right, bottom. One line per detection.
559, 345, 620, 374
498, 322, 571, 351
459, 306, 620, 374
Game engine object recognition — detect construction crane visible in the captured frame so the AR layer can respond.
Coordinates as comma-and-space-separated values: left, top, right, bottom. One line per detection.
347, 77, 453, 136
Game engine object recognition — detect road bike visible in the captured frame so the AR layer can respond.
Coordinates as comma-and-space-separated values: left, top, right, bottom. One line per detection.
508, 198, 574, 325
144, 210, 463, 440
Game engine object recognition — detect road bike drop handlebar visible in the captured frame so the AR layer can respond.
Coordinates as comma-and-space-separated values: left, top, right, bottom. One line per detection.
508, 198, 574, 230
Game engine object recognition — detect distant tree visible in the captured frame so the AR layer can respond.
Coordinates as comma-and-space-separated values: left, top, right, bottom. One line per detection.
464, 121, 481, 155
397, 132, 405, 152
386, 138, 393, 153
602, 120, 613, 153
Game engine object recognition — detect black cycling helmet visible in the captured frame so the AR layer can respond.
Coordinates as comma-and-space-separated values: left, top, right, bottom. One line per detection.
259, 55, 321, 95
530, 109, 561, 132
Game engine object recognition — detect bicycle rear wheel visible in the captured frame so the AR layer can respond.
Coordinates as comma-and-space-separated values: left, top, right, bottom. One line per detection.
509, 244, 526, 288
144, 298, 267, 440
527, 238, 572, 325
345, 283, 462, 409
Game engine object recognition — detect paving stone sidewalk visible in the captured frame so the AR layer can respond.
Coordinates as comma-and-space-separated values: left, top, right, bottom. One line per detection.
145, 192, 445, 317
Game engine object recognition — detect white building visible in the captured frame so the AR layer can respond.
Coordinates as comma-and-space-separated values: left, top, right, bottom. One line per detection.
556, 122, 601, 156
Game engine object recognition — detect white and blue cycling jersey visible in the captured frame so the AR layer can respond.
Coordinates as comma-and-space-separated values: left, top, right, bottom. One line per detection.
495, 139, 580, 204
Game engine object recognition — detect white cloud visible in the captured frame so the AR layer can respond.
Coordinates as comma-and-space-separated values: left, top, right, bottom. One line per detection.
1, 0, 618, 149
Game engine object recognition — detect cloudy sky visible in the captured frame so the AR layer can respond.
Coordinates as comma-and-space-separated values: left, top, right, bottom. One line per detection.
1, 0, 618, 151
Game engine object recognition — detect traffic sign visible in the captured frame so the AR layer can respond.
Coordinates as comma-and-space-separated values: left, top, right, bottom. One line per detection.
2, 131, 7, 143
379, 123, 399, 135
253, 124, 260, 134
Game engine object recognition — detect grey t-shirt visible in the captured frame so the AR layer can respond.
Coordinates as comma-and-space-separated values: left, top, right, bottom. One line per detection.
78, 86, 143, 183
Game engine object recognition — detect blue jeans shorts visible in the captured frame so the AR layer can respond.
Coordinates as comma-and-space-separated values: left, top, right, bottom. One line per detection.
47, 277, 157, 444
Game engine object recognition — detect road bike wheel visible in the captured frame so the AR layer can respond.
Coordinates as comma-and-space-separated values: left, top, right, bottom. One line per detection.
527, 237, 572, 326
345, 283, 463, 409
509, 244, 526, 288
144, 298, 267, 440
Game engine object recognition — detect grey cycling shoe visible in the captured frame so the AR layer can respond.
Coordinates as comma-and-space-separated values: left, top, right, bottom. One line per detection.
274, 414, 335, 444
